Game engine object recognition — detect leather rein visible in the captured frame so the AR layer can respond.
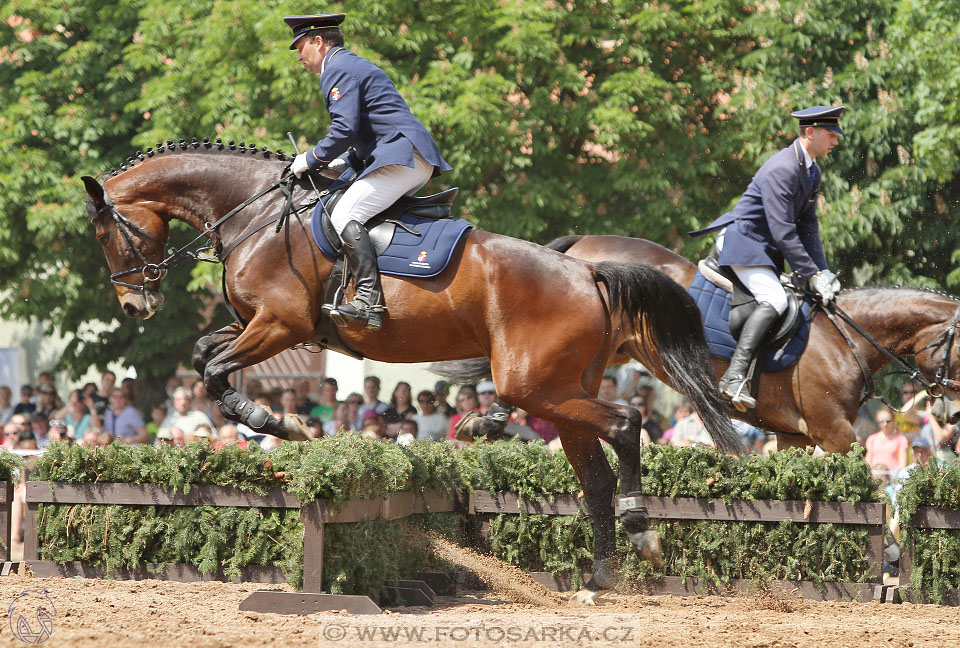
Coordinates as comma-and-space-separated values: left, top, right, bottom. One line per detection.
817, 294, 960, 409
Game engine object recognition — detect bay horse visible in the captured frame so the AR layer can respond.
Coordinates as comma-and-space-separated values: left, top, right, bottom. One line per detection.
81, 140, 742, 603
546, 235, 960, 451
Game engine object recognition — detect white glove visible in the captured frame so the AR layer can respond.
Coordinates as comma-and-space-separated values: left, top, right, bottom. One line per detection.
810, 269, 841, 303
292, 152, 310, 178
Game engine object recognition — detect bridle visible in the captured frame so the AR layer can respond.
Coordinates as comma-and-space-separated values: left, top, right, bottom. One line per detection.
819, 296, 960, 411
92, 168, 305, 294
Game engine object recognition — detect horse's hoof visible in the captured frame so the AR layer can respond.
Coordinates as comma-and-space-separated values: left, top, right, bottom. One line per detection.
568, 589, 608, 606
630, 530, 663, 567
587, 559, 618, 590
282, 414, 312, 442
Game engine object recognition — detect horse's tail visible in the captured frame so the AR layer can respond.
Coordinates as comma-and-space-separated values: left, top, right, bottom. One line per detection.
543, 235, 584, 254
429, 357, 493, 383
592, 261, 743, 455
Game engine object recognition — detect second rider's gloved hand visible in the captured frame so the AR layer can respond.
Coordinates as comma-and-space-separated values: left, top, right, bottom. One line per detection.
292, 152, 310, 178
811, 269, 841, 304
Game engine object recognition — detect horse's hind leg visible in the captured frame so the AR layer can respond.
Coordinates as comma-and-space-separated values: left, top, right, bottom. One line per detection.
202, 314, 313, 441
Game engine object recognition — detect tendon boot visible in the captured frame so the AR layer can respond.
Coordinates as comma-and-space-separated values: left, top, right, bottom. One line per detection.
718, 302, 780, 410
621, 505, 663, 567
324, 221, 386, 330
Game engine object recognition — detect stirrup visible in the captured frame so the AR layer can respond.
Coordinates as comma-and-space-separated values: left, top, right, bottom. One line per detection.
721, 376, 755, 412
324, 301, 383, 330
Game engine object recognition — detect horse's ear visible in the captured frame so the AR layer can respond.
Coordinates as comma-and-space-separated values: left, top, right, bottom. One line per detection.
81, 176, 106, 208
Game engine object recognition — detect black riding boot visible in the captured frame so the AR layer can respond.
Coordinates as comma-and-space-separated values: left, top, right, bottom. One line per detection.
325, 221, 385, 330
718, 302, 780, 410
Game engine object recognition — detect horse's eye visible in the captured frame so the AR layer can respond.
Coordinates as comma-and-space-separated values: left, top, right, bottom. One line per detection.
97, 232, 109, 245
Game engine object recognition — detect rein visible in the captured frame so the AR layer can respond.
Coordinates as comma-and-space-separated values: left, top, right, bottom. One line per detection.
97, 167, 304, 293
817, 295, 960, 408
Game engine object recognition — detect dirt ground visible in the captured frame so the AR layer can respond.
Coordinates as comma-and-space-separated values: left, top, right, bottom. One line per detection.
1, 568, 959, 648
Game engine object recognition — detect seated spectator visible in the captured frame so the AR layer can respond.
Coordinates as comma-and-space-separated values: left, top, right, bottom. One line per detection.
890, 435, 935, 512
359, 376, 390, 422
244, 379, 265, 403
662, 402, 694, 445
383, 381, 417, 436
58, 388, 101, 441
170, 427, 186, 447
362, 410, 389, 440
31, 413, 51, 448
163, 375, 182, 411
629, 397, 662, 445
80, 428, 100, 447
324, 401, 355, 437
279, 388, 299, 419
669, 403, 713, 447
310, 378, 339, 423
254, 396, 281, 420
598, 375, 628, 406
448, 386, 479, 444
305, 416, 326, 439
161, 387, 215, 437
434, 381, 456, 417
13, 385, 35, 416
187, 423, 215, 444
917, 413, 958, 464
865, 407, 908, 472
191, 381, 224, 427
146, 403, 167, 442
397, 419, 418, 445
121, 377, 137, 408
103, 389, 149, 444
294, 378, 318, 417
155, 427, 174, 447
83, 382, 108, 417
2, 422, 20, 450
0, 385, 13, 425
733, 419, 766, 453
215, 424, 248, 449
413, 390, 450, 442
48, 418, 71, 445
34, 384, 59, 420
18, 429, 38, 450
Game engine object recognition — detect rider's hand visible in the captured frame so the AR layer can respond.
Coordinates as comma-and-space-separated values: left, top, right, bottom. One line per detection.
811, 269, 840, 304
292, 152, 310, 178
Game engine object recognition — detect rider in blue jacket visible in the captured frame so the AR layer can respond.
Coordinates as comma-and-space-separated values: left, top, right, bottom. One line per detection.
285, 14, 452, 330
690, 106, 844, 409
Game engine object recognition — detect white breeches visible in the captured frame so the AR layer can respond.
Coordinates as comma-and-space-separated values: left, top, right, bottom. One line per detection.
717, 227, 788, 314
330, 149, 434, 236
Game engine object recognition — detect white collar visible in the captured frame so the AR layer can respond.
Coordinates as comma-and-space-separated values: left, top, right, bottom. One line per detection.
797, 139, 814, 169
320, 46, 344, 78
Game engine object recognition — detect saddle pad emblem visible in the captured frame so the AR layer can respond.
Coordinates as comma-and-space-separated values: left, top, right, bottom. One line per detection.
409, 250, 431, 269
330, 87, 342, 101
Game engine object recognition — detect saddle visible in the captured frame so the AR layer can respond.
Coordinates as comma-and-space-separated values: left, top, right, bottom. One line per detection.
694, 252, 809, 415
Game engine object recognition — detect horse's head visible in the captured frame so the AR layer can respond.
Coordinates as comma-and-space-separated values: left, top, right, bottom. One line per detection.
912, 303, 960, 424
82, 175, 168, 319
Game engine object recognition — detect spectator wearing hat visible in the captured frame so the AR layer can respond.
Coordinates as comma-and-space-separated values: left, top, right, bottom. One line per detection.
285, 13, 452, 330
433, 381, 456, 417
890, 435, 935, 512
690, 105, 845, 410
103, 388, 149, 444
413, 390, 450, 442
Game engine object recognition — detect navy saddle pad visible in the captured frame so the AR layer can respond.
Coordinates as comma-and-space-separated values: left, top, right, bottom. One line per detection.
688, 269, 813, 373
310, 206, 472, 278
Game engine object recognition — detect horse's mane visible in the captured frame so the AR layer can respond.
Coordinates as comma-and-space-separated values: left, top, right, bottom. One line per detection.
99, 137, 294, 181
841, 284, 960, 303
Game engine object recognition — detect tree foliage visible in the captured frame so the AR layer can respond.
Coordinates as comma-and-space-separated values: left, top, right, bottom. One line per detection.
2, 0, 959, 383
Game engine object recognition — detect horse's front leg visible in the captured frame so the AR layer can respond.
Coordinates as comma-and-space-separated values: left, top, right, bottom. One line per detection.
202, 313, 313, 441
192, 323, 248, 427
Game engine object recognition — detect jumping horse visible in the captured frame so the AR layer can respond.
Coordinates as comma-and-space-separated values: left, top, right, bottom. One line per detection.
81, 139, 743, 603
545, 235, 960, 451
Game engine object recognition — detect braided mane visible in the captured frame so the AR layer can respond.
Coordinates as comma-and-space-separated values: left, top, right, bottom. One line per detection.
99, 136, 294, 181
841, 284, 960, 303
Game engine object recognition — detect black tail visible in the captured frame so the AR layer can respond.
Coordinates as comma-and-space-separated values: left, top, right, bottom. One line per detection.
593, 261, 743, 455
543, 235, 584, 254
429, 357, 493, 383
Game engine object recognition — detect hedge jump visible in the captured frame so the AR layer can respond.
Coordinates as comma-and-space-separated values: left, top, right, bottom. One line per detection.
22, 481, 461, 615
470, 490, 887, 602
897, 506, 960, 605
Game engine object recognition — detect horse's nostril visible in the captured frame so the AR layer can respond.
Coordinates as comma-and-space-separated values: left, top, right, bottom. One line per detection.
123, 302, 140, 317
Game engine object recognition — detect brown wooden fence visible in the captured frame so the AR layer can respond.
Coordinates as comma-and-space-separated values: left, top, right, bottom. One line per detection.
897, 505, 960, 605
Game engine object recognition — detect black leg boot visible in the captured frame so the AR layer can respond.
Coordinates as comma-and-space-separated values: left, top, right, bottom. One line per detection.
324, 221, 386, 330
718, 302, 780, 410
